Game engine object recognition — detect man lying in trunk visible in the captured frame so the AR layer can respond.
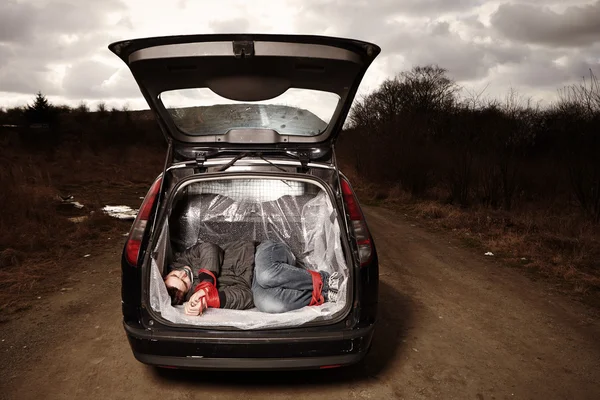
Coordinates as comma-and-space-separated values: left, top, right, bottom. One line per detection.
164, 241, 256, 313
163, 240, 339, 315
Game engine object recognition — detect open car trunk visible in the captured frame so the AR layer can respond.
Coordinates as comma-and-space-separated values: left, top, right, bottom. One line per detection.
147, 173, 352, 330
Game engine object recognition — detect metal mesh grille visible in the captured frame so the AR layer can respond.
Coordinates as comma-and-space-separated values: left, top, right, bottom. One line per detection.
186, 178, 306, 202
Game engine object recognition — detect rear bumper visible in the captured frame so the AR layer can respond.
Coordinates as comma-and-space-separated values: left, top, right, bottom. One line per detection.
134, 351, 366, 371
124, 320, 375, 371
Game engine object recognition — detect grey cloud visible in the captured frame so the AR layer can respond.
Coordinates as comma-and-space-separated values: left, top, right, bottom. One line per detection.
0, 0, 127, 45
209, 17, 251, 33
0, 63, 59, 95
0, 1, 36, 43
491, 1, 600, 47
0, 0, 131, 97
487, 44, 529, 65
292, 0, 503, 83
374, 20, 532, 82
62, 60, 119, 98
295, 0, 483, 42
103, 68, 141, 99
298, 0, 484, 27
431, 21, 451, 36
400, 0, 485, 15
508, 51, 599, 88
60, 61, 141, 100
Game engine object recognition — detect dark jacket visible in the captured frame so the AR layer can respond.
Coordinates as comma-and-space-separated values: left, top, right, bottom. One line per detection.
171, 241, 256, 310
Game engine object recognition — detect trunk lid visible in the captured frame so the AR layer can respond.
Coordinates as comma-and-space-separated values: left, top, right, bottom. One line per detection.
109, 34, 380, 156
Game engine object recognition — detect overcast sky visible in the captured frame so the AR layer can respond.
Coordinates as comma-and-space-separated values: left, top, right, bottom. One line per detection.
1, 0, 599, 110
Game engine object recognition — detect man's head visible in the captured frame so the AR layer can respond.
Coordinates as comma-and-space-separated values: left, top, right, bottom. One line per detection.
164, 266, 192, 306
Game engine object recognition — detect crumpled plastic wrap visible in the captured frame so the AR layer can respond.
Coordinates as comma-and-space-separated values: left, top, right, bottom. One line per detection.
149, 178, 349, 329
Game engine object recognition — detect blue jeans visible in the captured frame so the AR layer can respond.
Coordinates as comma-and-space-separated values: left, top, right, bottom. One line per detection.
252, 240, 329, 313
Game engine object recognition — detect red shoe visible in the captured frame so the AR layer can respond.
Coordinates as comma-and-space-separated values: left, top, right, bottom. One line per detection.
308, 270, 324, 306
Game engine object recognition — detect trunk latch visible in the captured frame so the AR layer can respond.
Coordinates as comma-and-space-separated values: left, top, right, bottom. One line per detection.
233, 41, 255, 58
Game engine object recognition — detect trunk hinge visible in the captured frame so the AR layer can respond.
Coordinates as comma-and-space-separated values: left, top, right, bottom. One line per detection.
195, 152, 208, 172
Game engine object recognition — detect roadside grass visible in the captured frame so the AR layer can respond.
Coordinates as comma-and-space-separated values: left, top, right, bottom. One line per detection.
345, 170, 600, 308
0, 144, 164, 317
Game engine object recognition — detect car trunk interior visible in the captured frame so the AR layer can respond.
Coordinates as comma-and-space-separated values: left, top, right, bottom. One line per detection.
146, 168, 352, 330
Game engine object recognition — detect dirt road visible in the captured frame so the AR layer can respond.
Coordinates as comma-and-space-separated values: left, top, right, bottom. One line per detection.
1, 206, 599, 400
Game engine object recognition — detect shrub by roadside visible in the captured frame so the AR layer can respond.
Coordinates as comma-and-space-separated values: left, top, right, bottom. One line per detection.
0, 144, 164, 316
347, 171, 600, 308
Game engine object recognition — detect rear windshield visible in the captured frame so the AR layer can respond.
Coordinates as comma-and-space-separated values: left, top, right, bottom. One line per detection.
160, 88, 340, 136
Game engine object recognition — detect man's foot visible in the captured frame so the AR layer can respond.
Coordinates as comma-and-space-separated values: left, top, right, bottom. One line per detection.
324, 272, 341, 303
327, 290, 338, 303
328, 272, 341, 292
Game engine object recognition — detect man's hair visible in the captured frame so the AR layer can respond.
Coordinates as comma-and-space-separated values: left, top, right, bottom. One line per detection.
167, 285, 182, 306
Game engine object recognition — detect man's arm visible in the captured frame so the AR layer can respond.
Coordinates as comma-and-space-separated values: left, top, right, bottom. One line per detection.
221, 284, 254, 310
171, 242, 223, 280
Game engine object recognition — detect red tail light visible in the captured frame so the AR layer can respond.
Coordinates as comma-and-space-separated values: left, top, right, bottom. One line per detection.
320, 364, 342, 369
340, 178, 373, 267
125, 177, 162, 266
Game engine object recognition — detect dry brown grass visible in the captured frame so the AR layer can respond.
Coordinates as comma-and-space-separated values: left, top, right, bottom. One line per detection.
348, 172, 600, 307
0, 143, 164, 315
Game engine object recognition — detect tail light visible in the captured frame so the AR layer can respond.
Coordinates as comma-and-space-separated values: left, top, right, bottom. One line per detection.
125, 177, 162, 266
340, 178, 373, 267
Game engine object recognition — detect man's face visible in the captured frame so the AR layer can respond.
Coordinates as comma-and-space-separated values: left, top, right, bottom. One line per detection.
164, 269, 192, 305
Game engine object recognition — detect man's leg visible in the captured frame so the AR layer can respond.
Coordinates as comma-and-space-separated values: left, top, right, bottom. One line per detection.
254, 240, 329, 292
252, 283, 313, 313
252, 240, 331, 312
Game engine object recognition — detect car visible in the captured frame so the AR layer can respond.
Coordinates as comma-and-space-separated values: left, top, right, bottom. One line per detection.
110, 33, 380, 370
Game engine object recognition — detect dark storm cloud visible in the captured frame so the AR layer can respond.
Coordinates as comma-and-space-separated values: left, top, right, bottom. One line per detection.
491, 1, 600, 47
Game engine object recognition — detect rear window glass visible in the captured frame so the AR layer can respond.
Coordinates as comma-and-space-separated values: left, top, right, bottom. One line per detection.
160, 88, 340, 136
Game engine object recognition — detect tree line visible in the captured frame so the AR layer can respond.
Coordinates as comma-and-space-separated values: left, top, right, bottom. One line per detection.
337, 66, 600, 222
2, 67, 600, 222
0, 92, 164, 152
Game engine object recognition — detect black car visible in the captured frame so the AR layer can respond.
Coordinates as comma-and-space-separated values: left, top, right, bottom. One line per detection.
110, 34, 380, 370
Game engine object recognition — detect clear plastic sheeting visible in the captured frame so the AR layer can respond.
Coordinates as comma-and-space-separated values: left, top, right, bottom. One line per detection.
149, 177, 349, 329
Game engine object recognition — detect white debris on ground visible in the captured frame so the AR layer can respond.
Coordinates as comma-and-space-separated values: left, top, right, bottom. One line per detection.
485, 252, 494, 256
102, 205, 138, 220
68, 216, 88, 223
56, 195, 84, 209
83, 254, 91, 258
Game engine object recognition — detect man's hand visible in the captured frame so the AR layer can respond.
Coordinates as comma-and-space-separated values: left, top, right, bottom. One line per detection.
184, 289, 209, 316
